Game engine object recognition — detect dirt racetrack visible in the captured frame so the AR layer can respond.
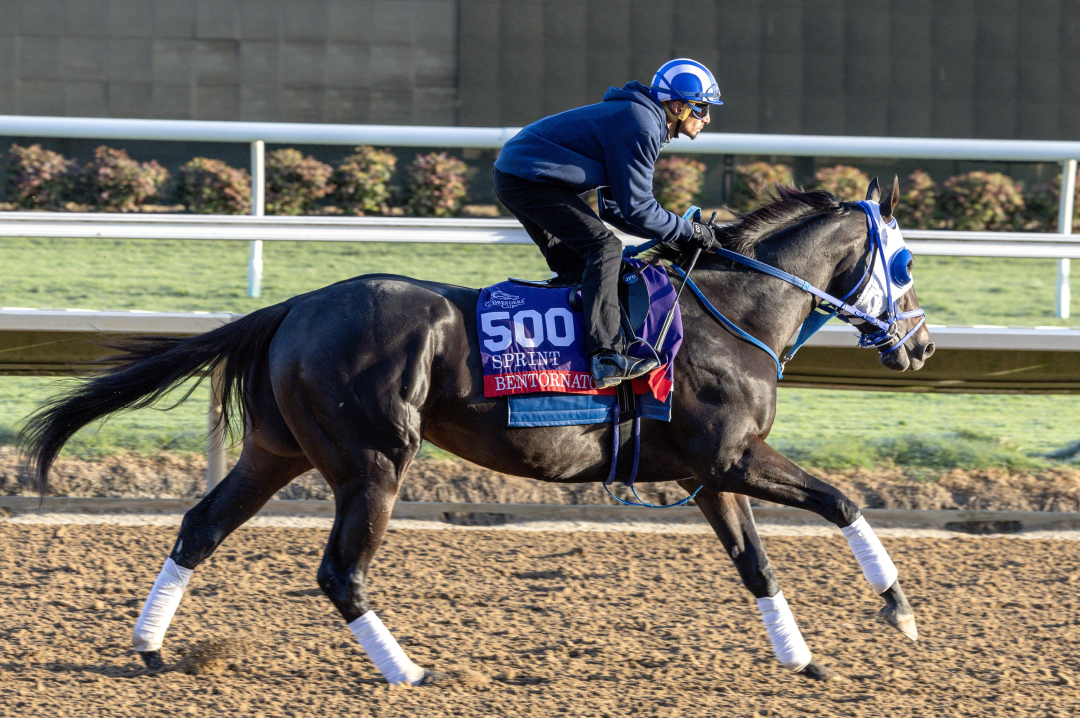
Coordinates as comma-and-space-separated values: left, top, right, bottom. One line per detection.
3, 523, 1080, 717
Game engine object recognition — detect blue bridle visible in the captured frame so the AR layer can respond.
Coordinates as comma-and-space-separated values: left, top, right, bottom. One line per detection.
628, 201, 927, 380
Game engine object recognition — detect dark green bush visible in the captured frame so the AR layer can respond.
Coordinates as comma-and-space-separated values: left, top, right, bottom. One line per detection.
1023, 167, 1080, 232
729, 162, 793, 213
404, 152, 468, 217
333, 146, 397, 216
78, 146, 170, 212
938, 171, 1025, 231
265, 149, 335, 216
894, 170, 941, 229
653, 155, 706, 215
176, 158, 251, 215
810, 165, 869, 202
4, 143, 76, 209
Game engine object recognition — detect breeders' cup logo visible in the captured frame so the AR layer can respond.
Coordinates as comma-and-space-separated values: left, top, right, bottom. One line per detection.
484, 288, 525, 309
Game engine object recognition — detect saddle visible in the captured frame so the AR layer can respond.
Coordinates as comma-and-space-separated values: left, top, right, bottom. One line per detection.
509, 263, 652, 416
509, 261, 652, 344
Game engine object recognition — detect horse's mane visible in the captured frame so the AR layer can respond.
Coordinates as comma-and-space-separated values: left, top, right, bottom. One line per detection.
649, 185, 847, 264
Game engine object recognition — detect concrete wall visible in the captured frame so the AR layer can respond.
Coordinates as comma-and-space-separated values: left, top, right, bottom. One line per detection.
458, 0, 1080, 141
0, 0, 458, 125
1, 1, 1077, 142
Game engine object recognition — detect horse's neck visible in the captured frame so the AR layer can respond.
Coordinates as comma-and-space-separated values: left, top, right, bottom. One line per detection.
690, 215, 865, 355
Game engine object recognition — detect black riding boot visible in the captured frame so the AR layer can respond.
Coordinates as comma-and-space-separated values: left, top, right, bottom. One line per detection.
590, 350, 659, 390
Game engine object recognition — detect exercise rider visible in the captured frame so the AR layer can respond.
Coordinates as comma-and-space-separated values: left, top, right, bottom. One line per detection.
493, 58, 724, 390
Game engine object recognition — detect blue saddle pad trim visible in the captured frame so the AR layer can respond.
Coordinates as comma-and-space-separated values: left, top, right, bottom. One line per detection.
507, 391, 672, 428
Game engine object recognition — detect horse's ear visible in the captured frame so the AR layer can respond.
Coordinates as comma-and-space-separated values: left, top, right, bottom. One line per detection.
880, 175, 900, 222
865, 177, 881, 203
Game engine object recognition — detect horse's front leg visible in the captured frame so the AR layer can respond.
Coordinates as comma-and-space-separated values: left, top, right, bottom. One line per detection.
698, 437, 917, 643
677, 481, 840, 681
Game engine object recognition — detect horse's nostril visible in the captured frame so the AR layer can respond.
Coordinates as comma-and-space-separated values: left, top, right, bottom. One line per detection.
923, 342, 935, 359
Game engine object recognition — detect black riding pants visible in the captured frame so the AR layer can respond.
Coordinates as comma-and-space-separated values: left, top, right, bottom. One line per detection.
493, 168, 623, 355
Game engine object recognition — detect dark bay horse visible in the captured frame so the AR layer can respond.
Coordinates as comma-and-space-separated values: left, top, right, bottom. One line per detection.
21, 179, 934, 683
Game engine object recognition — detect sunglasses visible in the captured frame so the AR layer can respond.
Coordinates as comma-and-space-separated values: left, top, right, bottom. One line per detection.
687, 102, 710, 119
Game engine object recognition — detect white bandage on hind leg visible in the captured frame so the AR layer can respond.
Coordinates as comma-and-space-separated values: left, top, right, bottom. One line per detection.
132, 558, 193, 652
756, 591, 812, 672
348, 611, 426, 685
841, 515, 899, 594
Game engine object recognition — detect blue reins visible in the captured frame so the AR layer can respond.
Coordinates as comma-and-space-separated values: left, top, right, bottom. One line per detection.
662, 201, 926, 378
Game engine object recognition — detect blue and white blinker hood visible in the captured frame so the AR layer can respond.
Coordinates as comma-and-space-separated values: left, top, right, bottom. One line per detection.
841, 200, 925, 351
849, 202, 914, 318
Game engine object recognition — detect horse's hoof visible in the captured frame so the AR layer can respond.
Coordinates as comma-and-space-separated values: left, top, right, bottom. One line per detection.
881, 606, 919, 641
879, 579, 919, 641
796, 659, 842, 681
416, 669, 449, 686
138, 650, 165, 671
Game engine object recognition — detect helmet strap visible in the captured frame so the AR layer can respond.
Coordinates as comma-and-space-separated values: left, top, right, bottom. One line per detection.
664, 101, 693, 139
664, 101, 695, 123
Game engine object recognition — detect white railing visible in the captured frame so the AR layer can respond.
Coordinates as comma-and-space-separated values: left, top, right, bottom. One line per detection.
1, 115, 1077, 315
1, 211, 1079, 258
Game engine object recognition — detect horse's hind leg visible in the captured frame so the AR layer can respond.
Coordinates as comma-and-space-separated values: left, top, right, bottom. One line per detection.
132, 443, 311, 669
703, 437, 917, 642
314, 453, 442, 686
680, 482, 839, 681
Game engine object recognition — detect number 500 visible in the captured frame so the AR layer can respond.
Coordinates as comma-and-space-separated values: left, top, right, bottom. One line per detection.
481, 308, 576, 351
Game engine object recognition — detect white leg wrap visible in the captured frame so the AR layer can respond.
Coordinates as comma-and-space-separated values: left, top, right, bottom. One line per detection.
841, 515, 899, 594
348, 611, 426, 685
132, 558, 193, 652
756, 591, 812, 672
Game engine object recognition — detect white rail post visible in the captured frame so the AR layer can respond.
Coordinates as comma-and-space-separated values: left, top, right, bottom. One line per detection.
206, 365, 228, 492
248, 140, 266, 298
1057, 159, 1077, 319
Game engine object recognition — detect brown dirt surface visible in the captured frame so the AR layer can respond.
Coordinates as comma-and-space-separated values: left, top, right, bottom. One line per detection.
2, 523, 1079, 716
3, 445, 1080, 511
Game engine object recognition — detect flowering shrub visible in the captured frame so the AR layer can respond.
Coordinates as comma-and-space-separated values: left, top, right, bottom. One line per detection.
78, 146, 170, 211
1023, 167, 1080, 232
653, 156, 706, 214
894, 170, 941, 229
938, 171, 1025, 231
810, 165, 870, 202
176, 158, 251, 214
4, 143, 77, 209
404, 152, 468, 217
265, 149, 335, 216
333, 146, 397, 216
729, 162, 793, 213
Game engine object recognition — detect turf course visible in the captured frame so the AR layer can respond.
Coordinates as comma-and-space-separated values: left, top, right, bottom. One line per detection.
0, 237, 1077, 470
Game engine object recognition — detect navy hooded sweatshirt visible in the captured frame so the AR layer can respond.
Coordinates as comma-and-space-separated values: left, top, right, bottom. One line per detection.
494, 81, 693, 244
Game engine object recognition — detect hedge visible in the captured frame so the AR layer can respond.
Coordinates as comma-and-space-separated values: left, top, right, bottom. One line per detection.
653, 156, 706, 215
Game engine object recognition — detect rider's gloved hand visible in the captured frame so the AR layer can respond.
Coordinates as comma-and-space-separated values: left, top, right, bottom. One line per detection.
690, 221, 720, 252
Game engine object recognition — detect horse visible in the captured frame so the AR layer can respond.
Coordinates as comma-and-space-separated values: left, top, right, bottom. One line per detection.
20, 178, 934, 684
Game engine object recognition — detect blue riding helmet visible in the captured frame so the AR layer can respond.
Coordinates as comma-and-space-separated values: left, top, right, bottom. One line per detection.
649, 58, 724, 119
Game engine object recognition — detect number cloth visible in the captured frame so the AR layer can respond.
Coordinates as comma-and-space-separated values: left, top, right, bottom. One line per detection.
477, 259, 682, 400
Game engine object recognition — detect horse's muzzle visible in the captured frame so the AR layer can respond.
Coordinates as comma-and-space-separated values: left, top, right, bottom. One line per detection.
880, 337, 934, 372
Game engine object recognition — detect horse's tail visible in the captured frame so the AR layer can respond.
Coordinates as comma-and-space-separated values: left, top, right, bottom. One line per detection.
18, 300, 295, 496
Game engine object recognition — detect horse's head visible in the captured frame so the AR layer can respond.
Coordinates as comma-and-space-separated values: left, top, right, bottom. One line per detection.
860, 177, 935, 372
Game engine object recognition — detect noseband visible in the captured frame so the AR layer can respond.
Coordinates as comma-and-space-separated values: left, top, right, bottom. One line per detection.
662, 201, 926, 379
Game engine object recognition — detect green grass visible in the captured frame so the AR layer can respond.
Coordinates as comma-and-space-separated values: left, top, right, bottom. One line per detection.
0, 238, 550, 313
0, 237, 1077, 470
770, 392, 1080, 472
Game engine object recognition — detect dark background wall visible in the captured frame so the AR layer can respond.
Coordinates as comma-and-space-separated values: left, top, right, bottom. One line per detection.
0, 0, 458, 125
1, 0, 1077, 205
459, 0, 1080, 141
